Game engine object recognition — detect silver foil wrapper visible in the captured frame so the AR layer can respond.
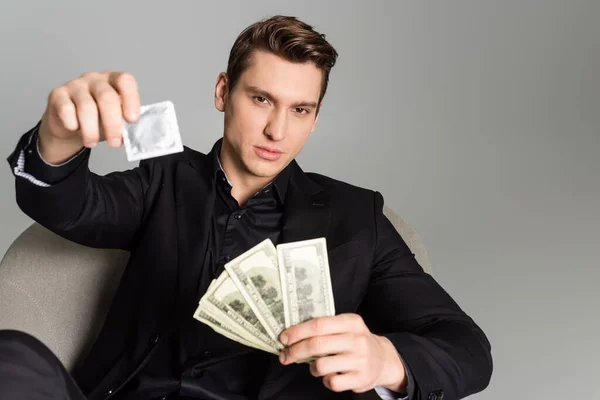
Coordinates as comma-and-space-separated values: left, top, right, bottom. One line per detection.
122, 100, 183, 162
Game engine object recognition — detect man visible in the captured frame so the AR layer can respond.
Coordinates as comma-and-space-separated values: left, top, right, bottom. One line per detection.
2, 15, 492, 400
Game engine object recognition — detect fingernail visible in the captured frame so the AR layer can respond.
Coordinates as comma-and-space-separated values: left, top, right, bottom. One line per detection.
87, 142, 97, 148
279, 352, 286, 364
109, 138, 121, 147
279, 333, 288, 345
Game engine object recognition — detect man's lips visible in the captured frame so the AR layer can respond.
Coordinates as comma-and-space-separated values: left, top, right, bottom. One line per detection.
255, 146, 283, 154
254, 146, 284, 161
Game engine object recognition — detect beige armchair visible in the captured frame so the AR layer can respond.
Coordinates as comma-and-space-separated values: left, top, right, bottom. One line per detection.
0, 206, 431, 372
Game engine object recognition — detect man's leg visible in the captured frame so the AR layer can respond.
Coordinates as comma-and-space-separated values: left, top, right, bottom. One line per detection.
0, 329, 86, 400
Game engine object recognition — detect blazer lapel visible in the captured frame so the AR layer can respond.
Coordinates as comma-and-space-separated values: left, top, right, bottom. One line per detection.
281, 161, 330, 244
174, 154, 217, 325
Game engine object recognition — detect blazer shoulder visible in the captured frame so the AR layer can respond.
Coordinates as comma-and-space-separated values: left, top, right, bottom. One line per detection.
306, 172, 377, 203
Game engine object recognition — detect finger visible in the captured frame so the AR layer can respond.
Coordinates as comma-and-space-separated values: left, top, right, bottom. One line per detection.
309, 354, 358, 377
108, 71, 140, 122
323, 371, 363, 393
280, 314, 366, 346
47, 87, 79, 133
89, 80, 123, 147
70, 85, 99, 148
281, 333, 356, 365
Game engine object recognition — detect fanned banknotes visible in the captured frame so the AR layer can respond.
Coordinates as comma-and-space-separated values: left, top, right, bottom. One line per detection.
194, 237, 335, 355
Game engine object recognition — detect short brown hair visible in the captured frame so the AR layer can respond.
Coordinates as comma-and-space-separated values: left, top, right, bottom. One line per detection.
226, 15, 338, 106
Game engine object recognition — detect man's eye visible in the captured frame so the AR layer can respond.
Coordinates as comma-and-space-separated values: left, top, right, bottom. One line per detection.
295, 108, 309, 115
255, 96, 268, 103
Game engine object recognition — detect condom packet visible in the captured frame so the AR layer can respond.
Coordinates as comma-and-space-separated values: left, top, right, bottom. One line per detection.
122, 100, 183, 162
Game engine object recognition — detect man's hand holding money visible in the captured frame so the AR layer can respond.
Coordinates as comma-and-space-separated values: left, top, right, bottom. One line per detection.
194, 238, 410, 394
278, 314, 408, 394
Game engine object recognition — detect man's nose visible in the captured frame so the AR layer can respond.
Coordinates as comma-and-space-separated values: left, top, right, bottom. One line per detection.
264, 111, 287, 141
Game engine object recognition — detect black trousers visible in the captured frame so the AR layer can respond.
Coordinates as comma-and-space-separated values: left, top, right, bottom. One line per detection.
0, 329, 86, 400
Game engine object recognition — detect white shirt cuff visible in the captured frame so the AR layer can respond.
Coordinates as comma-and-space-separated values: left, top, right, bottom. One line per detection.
374, 386, 408, 400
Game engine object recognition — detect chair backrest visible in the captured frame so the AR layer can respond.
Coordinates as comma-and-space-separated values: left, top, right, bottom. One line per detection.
0, 206, 431, 370
382, 205, 432, 275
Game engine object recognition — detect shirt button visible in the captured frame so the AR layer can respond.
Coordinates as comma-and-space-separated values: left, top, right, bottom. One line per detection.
224, 255, 231, 262
234, 213, 242, 220
204, 351, 212, 358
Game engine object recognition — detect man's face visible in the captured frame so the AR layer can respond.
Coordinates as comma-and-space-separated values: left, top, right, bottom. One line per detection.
215, 50, 322, 181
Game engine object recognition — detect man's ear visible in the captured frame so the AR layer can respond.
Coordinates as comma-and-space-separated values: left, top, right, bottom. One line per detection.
214, 72, 229, 112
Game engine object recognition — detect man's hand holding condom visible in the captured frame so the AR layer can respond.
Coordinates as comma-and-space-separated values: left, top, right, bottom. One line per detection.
38, 70, 182, 164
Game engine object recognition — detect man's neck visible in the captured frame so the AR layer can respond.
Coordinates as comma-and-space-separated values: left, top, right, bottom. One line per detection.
218, 142, 274, 207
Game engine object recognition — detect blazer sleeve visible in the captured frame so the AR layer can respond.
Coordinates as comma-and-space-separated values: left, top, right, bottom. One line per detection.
358, 191, 493, 400
7, 124, 157, 251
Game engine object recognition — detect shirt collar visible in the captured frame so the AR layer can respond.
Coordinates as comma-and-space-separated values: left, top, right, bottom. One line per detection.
211, 139, 290, 204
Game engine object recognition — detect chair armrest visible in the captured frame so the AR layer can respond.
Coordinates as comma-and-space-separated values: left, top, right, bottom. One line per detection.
0, 222, 129, 371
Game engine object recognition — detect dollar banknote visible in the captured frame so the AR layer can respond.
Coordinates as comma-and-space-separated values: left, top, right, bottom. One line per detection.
277, 238, 335, 328
200, 270, 283, 351
194, 306, 278, 354
225, 239, 285, 341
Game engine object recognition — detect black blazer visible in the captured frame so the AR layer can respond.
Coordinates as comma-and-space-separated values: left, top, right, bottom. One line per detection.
8, 133, 492, 400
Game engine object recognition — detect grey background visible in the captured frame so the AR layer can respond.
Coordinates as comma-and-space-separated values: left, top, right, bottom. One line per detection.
1, 1, 598, 398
